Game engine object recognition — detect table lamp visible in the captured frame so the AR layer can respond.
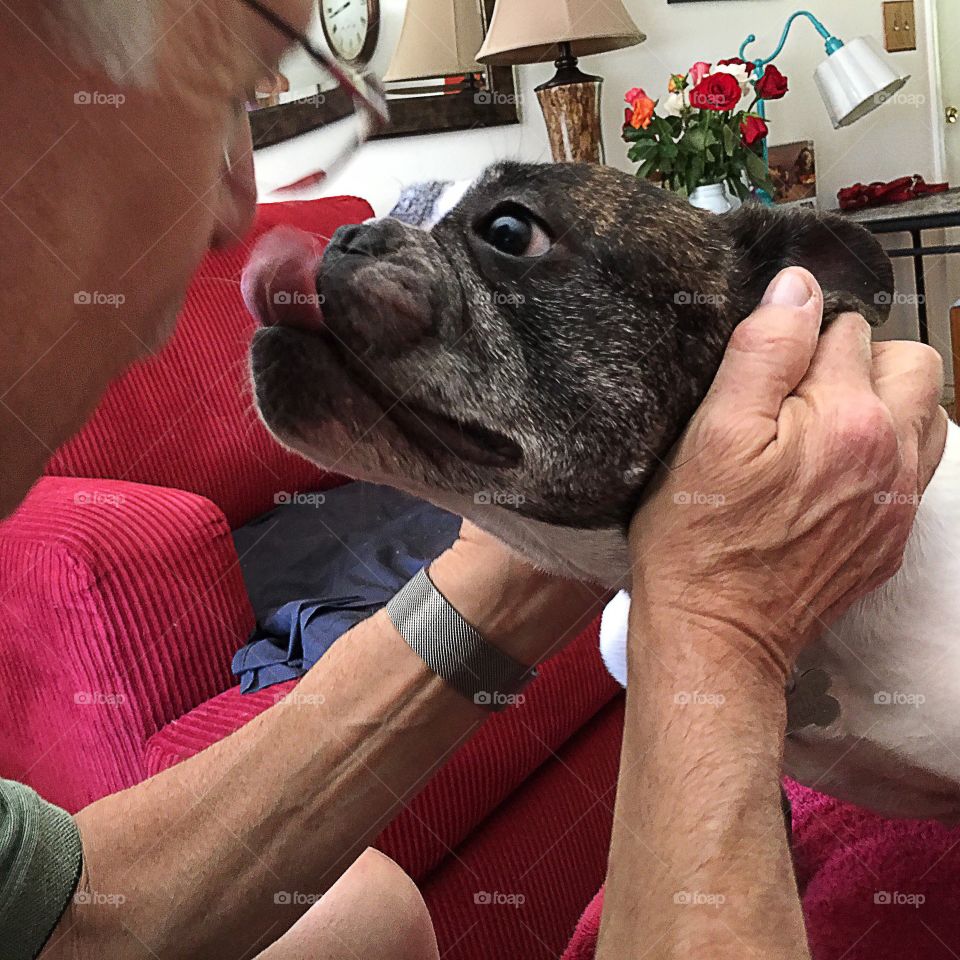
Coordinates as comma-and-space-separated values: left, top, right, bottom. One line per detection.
384, 0, 486, 87
740, 11, 910, 130
476, 0, 645, 164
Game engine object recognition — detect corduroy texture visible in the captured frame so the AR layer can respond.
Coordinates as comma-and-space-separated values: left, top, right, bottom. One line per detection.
146, 620, 621, 882
0, 197, 373, 812
423, 698, 624, 960
0, 476, 253, 811
561, 780, 960, 960
0, 779, 82, 960
43, 197, 372, 530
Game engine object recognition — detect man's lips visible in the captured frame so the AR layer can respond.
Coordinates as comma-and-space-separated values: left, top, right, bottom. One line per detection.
241, 226, 326, 332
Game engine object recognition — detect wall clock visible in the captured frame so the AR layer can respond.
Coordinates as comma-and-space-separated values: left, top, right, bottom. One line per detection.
320, 0, 380, 66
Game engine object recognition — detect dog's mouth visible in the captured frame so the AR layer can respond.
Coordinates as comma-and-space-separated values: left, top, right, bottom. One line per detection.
244, 227, 522, 471
307, 325, 522, 470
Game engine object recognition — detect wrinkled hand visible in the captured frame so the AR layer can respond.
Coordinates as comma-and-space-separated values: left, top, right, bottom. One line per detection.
629, 267, 947, 685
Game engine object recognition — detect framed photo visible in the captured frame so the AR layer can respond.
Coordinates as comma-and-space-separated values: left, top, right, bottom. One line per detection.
768, 140, 818, 208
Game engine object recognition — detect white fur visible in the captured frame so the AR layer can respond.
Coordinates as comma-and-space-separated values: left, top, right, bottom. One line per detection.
600, 421, 960, 820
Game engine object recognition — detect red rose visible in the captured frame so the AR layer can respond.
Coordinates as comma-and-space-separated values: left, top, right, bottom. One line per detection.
756, 64, 789, 100
689, 72, 742, 112
718, 57, 753, 71
740, 114, 768, 146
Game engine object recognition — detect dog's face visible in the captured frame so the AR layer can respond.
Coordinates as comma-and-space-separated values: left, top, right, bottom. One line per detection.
249, 162, 892, 583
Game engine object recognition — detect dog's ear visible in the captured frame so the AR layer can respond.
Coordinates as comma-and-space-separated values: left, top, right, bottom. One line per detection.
722, 203, 894, 325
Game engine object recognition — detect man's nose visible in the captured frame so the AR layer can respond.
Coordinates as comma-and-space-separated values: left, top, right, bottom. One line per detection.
211, 114, 258, 250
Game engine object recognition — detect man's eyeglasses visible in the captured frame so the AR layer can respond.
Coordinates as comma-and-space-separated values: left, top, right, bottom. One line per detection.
238, 0, 390, 193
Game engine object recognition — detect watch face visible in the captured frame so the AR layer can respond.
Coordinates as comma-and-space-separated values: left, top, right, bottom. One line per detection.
322, 0, 371, 63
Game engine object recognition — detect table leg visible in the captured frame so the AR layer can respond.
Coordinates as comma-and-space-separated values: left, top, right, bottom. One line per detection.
911, 228, 930, 345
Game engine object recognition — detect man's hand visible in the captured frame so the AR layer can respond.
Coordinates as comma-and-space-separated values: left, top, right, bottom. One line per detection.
629, 266, 947, 684
599, 266, 947, 960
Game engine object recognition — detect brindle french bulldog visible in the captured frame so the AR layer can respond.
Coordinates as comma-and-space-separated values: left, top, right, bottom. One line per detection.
244, 162, 960, 821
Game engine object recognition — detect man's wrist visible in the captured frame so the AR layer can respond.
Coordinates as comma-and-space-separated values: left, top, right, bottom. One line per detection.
427, 550, 604, 668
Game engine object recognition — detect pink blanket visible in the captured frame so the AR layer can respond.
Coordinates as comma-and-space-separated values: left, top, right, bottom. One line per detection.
562, 781, 960, 960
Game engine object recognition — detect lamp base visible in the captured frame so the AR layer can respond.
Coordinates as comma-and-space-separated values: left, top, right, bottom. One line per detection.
535, 78, 605, 164
534, 47, 605, 165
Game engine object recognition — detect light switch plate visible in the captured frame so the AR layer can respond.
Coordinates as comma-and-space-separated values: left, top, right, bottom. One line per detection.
883, 1, 917, 53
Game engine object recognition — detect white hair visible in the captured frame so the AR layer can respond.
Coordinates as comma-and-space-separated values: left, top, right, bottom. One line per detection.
52, 0, 161, 86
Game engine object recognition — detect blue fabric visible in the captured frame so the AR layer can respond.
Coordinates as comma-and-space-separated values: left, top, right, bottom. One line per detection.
231, 482, 460, 693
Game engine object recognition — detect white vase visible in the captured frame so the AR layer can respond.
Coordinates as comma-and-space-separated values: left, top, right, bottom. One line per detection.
689, 183, 735, 215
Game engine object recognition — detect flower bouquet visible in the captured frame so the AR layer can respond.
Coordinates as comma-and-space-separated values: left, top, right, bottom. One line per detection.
622, 59, 790, 202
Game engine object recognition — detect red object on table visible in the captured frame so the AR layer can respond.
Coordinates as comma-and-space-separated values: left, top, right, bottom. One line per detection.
838, 174, 949, 211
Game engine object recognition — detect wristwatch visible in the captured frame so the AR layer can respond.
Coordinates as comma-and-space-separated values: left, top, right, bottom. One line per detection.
386, 567, 538, 711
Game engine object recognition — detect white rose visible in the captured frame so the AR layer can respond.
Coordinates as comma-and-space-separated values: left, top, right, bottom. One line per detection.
661, 90, 688, 118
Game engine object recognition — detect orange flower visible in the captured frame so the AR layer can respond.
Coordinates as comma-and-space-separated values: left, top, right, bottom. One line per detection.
630, 95, 655, 129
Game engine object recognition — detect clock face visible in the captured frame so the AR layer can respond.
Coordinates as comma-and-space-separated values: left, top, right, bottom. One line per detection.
321, 0, 377, 65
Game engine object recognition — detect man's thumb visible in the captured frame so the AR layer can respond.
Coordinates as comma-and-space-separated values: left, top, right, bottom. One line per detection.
707, 268, 823, 423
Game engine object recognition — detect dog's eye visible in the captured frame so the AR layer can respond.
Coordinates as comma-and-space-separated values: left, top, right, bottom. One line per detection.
481, 208, 552, 258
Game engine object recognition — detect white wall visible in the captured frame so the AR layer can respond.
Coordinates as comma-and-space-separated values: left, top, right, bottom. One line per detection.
256, 0, 955, 380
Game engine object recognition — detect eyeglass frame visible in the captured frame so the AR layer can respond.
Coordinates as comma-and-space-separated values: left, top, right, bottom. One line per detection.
238, 0, 390, 187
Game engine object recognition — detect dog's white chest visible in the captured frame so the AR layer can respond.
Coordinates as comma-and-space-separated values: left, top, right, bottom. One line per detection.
601, 421, 960, 819
785, 420, 960, 817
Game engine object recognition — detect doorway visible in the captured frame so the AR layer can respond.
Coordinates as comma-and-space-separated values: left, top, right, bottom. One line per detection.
937, 0, 960, 182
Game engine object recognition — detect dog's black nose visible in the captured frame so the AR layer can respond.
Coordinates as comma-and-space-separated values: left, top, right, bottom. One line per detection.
329, 220, 406, 259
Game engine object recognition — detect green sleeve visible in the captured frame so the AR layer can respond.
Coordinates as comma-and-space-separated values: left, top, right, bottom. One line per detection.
0, 779, 82, 960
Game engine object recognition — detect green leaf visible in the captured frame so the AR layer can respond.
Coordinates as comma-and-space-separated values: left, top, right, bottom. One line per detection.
722, 124, 737, 157
743, 147, 769, 183
660, 140, 679, 159
628, 140, 658, 163
635, 157, 659, 180
685, 125, 707, 152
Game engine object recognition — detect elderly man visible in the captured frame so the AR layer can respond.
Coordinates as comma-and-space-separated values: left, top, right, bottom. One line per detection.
0, 3, 946, 959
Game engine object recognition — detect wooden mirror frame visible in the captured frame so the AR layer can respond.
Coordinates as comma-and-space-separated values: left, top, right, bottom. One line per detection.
250, 0, 520, 150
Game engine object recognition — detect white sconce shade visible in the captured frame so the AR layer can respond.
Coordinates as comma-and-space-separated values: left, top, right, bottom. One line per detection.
814, 36, 910, 128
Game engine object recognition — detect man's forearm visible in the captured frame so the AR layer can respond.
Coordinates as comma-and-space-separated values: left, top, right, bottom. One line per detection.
46, 553, 602, 960
597, 610, 809, 960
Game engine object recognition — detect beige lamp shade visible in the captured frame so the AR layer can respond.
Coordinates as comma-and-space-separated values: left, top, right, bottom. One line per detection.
476, 0, 645, 65
383, 0, 486, 82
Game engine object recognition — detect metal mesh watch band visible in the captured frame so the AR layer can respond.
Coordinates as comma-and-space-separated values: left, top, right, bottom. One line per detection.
386, 567, 537, 712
